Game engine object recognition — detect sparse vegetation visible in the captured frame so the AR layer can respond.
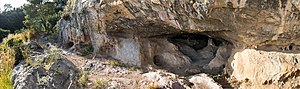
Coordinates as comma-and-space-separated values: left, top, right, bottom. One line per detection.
108, 60, 123, 67
53, 67, 63, 75
37, 75, 49, 86
78, 71, 89, 86
0, 29, 34, 89
146, 84, 160, 89
128, 66, 138, 71
23, 42, 62, 70
81, 44, 93, 56
94, 79, 108, 89
43, 63, 52, 70
44, 46, 61, 64
209, 71, 225, 80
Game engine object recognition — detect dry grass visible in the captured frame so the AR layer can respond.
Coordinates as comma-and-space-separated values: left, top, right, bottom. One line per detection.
128, 66, 138, 71
146, 84, 160, 89
0, 29, 35, 89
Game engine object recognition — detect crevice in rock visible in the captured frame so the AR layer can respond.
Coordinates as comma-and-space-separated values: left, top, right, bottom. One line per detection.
256, 43, 300, 53
278, 69, 300, 83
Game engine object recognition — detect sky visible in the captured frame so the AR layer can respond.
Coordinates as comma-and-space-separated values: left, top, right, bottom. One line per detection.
0, 0, 28, 10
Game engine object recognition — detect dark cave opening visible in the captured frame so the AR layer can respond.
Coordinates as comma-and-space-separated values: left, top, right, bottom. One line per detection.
66, 41, 74, 49
151, 33, 233, 76
167, 33, 228, 63
161, 33, 233, 88
153, 55, 165, 67
168, 33, 209, 50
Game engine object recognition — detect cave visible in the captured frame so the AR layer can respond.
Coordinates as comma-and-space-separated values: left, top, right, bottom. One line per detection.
168, 33, 222, 63
66, 41, 74, 49
152, 33, 233, 76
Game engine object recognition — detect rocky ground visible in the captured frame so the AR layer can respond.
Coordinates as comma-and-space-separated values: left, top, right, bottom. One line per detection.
11, 42, 225, 89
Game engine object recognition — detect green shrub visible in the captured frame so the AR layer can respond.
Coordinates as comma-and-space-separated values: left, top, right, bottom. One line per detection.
108, 60, 123, 67
94, 79, 108, 89
209, 71, 225, 80
82, 44, 93, 56
0, 29, 34, 89
128, 66, 138, 71
78, 71, 89, 86
44, 46, 61, 64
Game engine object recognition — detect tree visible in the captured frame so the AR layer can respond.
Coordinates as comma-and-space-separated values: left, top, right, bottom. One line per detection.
0, 7, 25, 32
0, 28, 10, 42
3, 4, 12, 11
23, 0, 67, 34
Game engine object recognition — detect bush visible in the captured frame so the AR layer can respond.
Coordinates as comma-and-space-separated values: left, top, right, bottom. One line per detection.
0, 29, 34, 89
78, 71, 89, 86
127, 66, 139, 71
32, 45, 61, 70
81, 43, 93, 56
94, 79, 108, 89
108, 60, 123, 67
44, 46, 61, 64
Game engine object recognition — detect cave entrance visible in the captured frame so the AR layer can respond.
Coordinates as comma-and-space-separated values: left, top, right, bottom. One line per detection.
153, 33, 233, 76
168, 33, 223, 63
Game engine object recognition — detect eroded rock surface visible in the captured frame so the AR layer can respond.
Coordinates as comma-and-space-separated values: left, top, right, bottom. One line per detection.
57, 0, 300, 88
189, 74, 222, 89
142, 71, 222, 89
11, 44, 80, 89
230, 49, 300, 88
12, 59, 79, 89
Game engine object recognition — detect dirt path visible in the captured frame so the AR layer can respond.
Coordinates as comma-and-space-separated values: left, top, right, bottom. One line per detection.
64, 54, 153, 89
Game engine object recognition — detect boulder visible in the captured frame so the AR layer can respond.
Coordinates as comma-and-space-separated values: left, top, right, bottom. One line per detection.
142, 71, 222, 89
12, 58, 79, 89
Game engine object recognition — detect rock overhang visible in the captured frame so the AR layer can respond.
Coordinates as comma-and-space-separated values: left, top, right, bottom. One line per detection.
58, 0, 300, 88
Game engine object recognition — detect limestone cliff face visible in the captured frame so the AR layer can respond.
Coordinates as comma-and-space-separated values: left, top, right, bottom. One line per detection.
58, 0, 300, 88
